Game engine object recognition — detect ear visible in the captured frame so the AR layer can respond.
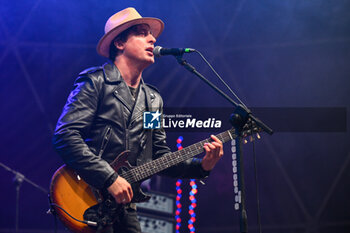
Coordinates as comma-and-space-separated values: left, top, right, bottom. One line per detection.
114, 40, 125, 51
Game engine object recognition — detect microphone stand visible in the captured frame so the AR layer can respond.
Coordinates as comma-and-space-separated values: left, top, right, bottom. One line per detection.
175, 55, 273, 233
0, 162, 48, 233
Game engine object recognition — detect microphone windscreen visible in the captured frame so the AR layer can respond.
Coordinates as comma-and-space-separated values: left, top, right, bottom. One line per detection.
153, 46, 162, 57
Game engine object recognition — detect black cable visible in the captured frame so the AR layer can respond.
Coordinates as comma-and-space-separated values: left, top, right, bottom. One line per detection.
252, 137, 263, 233
194, 50, 248, 108
50, 203, 97, 227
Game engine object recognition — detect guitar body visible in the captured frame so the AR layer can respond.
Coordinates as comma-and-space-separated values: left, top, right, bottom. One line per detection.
49, 151, 150, 233
50, 165, 98, 233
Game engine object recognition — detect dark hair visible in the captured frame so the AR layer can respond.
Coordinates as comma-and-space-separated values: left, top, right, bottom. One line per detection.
108, 25, 139, 61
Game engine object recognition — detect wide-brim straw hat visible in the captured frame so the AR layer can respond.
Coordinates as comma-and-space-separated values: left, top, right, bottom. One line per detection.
97, 7, 164, 58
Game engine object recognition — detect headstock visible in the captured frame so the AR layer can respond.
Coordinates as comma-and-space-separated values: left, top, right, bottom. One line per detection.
240, 118, 263, 144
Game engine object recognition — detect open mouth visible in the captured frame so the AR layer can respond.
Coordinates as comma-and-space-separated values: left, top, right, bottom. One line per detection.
146, 47, 154, 55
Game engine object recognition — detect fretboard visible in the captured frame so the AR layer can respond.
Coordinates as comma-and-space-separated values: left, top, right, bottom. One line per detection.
123, 128, 236, 184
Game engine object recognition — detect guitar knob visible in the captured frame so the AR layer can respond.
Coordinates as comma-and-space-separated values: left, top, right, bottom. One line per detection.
101, 219, 107, 226
105, 199, 112, 207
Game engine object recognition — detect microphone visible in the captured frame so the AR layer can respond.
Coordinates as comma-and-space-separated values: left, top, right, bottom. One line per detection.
153, 46, 195, 57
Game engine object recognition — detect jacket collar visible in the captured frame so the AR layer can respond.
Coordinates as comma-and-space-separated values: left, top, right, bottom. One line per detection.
104, 61, 151, 115
102, 61, 122, 83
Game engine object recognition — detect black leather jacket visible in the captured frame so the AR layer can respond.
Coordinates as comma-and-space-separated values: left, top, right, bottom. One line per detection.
52, 62, 208, 189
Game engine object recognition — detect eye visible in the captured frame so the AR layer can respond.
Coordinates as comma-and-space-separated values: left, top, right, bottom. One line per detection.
137, 29, 151, 37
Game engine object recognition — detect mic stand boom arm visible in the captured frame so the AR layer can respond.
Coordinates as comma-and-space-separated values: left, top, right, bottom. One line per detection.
175, 55, 273, 233
175, 56, 273, 135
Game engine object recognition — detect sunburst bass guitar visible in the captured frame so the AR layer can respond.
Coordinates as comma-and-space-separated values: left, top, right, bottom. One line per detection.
49, 128, 248, 232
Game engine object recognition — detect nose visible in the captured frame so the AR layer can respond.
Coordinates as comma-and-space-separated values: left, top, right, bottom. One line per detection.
148, 33, 156, 44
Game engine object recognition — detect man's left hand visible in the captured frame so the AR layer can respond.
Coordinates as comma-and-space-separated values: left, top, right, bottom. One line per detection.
201, 135, 224, 171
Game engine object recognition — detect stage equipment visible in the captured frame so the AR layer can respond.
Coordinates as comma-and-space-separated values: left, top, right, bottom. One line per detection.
138, 213, 175, 233
0, 162, 47, 233
136, 191, 175, 233
137, 191, 175, 215
175, 136, 183, 233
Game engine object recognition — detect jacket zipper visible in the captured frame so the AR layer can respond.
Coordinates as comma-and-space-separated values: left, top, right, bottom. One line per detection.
129, 110, 145, 128
125, 128, 129, 150
98, 126, 112, 157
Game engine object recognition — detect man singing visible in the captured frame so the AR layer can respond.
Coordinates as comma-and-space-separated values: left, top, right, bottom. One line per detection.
53, 7, 223, 232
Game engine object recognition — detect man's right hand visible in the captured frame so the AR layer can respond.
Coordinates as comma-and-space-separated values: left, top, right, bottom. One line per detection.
107, 176, 133, 204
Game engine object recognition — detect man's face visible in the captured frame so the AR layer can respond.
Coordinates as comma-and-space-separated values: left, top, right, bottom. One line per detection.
116, 24, 156, 66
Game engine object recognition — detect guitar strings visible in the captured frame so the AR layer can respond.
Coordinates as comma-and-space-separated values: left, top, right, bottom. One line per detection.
122, 130, 234, 182
121, 129, 235, 183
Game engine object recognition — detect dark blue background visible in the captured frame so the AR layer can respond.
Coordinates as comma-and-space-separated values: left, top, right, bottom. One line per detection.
0, 0, 349, 232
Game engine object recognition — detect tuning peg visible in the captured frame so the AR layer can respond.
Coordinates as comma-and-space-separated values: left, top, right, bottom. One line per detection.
243, 139, 248, 144
256, 133, 261, 139
249, 135, 254, 142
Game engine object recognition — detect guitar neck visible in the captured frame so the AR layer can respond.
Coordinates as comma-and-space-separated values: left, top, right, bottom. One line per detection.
124, 128, 236, 183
